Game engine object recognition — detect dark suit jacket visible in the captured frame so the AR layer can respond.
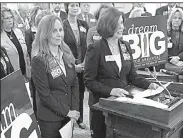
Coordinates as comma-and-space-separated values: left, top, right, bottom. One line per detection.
63, 19, 89, 63
77, 13, 96, 28
60, 10, 68, 22
155, 5, 183, 16
31, 56, 79, 121
25, 28, 36, 58
84, 38, 151, 106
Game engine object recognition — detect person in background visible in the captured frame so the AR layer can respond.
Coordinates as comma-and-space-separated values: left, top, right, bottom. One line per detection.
13, 3, 30, 35
31, 15, 79, 138
0, 46, 14, 79
84, 7, 159, 138
25, 9, 51, 118
87, 4, 111, 46
155, 3, 183, 17
166, 8, 183, 74
63, 3, 89, 129
25, 6, 42, 58
77, 3, 96, 28
100, 3, 115, 7
1, 6, 30, 80
52, 3, 68, 22
125, 3, 152, 19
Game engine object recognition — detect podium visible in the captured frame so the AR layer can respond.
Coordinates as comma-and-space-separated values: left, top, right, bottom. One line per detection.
93, 83, 183, 138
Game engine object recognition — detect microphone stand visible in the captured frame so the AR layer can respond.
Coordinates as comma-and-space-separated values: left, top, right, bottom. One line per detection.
145, 68, 173, 100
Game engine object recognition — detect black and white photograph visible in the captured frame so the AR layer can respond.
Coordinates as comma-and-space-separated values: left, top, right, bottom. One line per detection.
1, 1, 183, 138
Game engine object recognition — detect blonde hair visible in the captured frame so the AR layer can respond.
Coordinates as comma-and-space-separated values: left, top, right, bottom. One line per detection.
167, 8, 183, 34
32, 15, 75, 71
129, 8, 143, 18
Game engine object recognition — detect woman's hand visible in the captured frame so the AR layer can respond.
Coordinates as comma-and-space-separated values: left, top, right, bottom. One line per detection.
67, 110, 80, 121
148, 83, 159, 90
75, 64, 84, 73
170, 56, 180, 65
110, 88, 129, 97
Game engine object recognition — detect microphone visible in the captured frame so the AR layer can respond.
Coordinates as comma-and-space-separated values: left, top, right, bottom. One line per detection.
145, 68, 173, 99
160, 69, 178, 76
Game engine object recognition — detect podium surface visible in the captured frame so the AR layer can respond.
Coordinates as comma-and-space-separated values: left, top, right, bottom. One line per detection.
93, 83, 183, 138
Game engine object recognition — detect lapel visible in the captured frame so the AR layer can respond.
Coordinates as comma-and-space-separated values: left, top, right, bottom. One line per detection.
1, 30, 18, 54
102, 38, 120, 77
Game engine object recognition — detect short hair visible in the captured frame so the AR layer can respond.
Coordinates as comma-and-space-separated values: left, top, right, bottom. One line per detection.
129, 8, 143, 18
167, 8, 183, 33
1, 6, 15, 30
35, 10, 52, 28
94, 4, 110, 20
64, 3, 80, 14
97, 7, 124, 38
29, 6, 42, 27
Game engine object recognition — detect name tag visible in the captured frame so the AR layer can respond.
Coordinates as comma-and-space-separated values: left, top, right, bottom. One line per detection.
90, 18, 96, 22
123, 53, 131, 60
51, 66, 63, 79
93, 35, 101, 41
105, 55, 115, 62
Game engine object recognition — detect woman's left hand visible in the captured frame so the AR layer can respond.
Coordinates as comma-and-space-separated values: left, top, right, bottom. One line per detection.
148, 83, 159, 90
170, 56, 180, 65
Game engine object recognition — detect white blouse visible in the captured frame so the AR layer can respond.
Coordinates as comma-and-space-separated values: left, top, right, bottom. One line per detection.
113, 54, 122, 72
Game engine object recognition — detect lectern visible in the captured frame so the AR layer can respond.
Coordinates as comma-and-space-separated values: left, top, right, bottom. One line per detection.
93, 83, 183, 138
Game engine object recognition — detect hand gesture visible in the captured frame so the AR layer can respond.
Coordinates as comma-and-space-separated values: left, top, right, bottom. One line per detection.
110, 88, 129, 97
75, 64, 84, 73
67, 110, 80, 121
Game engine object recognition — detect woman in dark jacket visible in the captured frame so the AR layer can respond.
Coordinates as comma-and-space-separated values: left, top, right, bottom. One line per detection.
84, 7, 159, 138
31, 15, 80, 138
63, 3, 89, 129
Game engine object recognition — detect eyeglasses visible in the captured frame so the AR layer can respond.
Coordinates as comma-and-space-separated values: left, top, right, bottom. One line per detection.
3, 16, 14, 20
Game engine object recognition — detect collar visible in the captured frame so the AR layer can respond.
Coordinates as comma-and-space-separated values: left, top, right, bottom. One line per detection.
168, 4, 176, 11
51, 47, 63, 59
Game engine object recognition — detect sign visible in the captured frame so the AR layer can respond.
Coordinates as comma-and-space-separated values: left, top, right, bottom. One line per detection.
1, 70, 41, 138
123, 15, 168, 69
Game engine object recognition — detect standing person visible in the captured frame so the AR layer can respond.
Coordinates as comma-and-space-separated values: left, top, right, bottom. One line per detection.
52, 3, 68, 22
31, 15, 80, 138
1, 6, 30, 80
166, 8, 183, 74
84, 7, 159, 138
87, 4, 111, 46
77, 3, 96, 28
155, 3, 183, 17
63, 3, 89, 129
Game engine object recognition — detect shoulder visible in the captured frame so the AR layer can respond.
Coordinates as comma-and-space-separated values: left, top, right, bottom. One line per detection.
157, 5, 167, 11
88, 13, 95, 18
32, 56, 44, 64
13, 28, 23, 35
78, 19, 87, 26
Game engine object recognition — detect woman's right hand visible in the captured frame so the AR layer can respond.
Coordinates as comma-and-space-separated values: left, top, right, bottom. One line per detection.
110, 88, 129, 97
75, 64, 84, 73
67, 110, 80, 121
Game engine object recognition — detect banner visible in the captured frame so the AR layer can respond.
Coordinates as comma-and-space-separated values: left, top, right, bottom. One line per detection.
1, 70, 41, 138
123, 15, 168, 69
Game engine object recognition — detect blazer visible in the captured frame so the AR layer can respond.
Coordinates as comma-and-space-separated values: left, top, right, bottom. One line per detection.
77, 13, 96, 28
87, 26, 102, 46
31, 56, 79, 121
1, 29, 30, 77
155, 5, 183, 16
25, 28, 36, 58
63, 19, 89, 63
60, 10, 68, 22
84, 38, 151, 106
168, 30, 183, 60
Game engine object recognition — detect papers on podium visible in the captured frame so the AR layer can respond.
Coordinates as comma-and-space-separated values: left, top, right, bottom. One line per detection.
59, 120, 74, 138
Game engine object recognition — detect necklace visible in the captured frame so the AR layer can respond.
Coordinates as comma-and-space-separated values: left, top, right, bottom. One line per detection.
6, 30, 13, 40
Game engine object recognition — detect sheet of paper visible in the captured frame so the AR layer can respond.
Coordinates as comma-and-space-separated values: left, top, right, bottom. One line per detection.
59, 120, 73, 138
133, 83, 170, 98
115, 97, 168, 109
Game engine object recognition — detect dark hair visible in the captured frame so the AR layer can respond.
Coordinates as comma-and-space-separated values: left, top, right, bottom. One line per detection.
64, 3, 80, 14
97, 7, 124, 38
29, 6, 42, 27
94, 4, 110, 20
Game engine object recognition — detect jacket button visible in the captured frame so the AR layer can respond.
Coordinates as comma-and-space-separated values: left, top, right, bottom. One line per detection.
65, 85, 67, 87
65, 93, 67, 96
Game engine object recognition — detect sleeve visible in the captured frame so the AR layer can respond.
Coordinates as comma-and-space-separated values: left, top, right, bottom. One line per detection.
71, 66, 79, 111
87, 28, 93, 46
178, 51, 183, 61
84, 44, 112, 97
31, 56, 70, 117
25, 30, 32, 58
125, 43, 151, 89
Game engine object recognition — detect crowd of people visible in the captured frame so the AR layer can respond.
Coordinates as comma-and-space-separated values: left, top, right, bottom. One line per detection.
1, 2, 183, 138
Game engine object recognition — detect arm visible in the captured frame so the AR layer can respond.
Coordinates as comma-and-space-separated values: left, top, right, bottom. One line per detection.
31, 56, 70, 117
84, 44, 112, 97
87, 28, 94, 46
25, 30, 32, 58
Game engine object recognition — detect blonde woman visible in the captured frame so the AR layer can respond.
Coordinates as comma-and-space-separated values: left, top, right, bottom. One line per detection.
166, 8, 183, 73
31, 15, 79, 138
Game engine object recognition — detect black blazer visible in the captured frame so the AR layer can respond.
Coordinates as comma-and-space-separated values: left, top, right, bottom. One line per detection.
31, 56, 79, 121
155, 5, 183, 16
25, 28, 36, 58
84, 38, 151, 106
63, 19, 89, 63
60, 11, 68, 22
